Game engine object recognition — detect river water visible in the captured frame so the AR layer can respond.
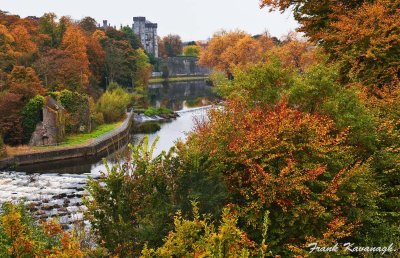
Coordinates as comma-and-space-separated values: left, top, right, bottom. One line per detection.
0, 79, 215, 226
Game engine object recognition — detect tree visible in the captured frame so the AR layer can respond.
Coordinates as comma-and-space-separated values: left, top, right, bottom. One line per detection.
260, 0, 400, 89
0, 24, 15, 71
78, 16, 98, 34
61, 25, 90, 90
86, 34, 105, 86
183, 45, 201, 57
0, 92, 24, 144
34, 49, 86, 91
323, 0, 400, 89
121, 26, 143, 49
7, 66, 45, 101
199, 30, 265, 76
132, 49, 152, 89
267, 34, 321, 72
259, 0, 365, 45
160, 34, 183, 57
10, 25, 37, 65
38, 12, 59, 47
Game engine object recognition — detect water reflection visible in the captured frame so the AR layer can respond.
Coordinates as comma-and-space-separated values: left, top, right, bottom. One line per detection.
148, 80, 216, 111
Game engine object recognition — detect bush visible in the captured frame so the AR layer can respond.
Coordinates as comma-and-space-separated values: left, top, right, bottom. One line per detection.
21, 95, 44, 143
0, 202, 84, 257
96, 87, 130, 123
89, 97, 104, 128
143, 107, 173, 117
135, 122, 161, 133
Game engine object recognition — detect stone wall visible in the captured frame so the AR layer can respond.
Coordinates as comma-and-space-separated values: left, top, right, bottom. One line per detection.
160, 57, 211, 77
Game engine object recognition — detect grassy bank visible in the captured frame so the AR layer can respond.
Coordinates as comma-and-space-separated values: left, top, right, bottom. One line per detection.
62, 122, 122, 146
149, 76, 208, 84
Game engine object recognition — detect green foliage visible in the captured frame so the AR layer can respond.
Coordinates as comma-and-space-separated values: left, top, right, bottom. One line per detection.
135, 122, 161, 134
183, 45, 201, 57
143, 107, 173, 117
141, 206, 258, 257
216, 58, 294, 104
96, 86, 130, 123
21, 95, 44, 143
58, 89, 91, 133
84, 136, 178, 257
288, 64, 377, 155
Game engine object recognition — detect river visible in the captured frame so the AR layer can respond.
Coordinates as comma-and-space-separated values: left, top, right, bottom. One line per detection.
0, 79, 216, 226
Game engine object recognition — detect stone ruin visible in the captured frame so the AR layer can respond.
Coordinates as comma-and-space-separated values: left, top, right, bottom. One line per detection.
30, 96, 66, 146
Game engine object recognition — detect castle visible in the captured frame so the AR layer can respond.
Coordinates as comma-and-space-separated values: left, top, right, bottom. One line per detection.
132, 17, 159, 58
101, 17, 159, 58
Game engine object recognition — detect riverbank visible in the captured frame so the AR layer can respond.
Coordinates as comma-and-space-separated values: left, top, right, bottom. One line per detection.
0, 112, 134, 170
149, 76, 208, 84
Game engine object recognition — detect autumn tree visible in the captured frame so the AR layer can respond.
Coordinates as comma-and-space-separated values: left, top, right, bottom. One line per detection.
323, 0, 400, 88
199, 30, 267, 76
34, 49, 86, 91
183, 45, 201, 57
78, 16, 98, 34
7, 66, 45, 101
86, 33, 105, 87
10, 25, 37, 66
38, 12, 59, 48
0, 24, 15, 71
267, 33, 322, 72
0, 92, 24, 144
61, 25, 90, 90
260, 0, 400, 89
160, 34, 183, 57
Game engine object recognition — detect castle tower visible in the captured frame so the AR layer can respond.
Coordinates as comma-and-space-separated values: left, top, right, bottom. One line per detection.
133, 17, 158, 58
102, 20, 108, 30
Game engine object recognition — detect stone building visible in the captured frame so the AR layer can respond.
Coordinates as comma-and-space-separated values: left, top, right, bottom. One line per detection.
30, 96, 66, 146
132, 17, 158, 58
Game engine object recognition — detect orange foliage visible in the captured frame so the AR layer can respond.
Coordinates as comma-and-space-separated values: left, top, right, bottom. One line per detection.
199, 30, 264, 74
186, 100, 370, 252
61, 25, 90, 88
268, 34, 322, 72
325, 0, 400, 88
10, 25, 37, 64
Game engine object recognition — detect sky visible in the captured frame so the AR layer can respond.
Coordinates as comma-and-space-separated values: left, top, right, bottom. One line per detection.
1, 0, 299, 41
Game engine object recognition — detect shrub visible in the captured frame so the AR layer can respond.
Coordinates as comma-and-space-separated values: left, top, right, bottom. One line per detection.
135, 121, 161, 133
143, 107, 173, 117
96, 87, 130, 123
21, 95, 44, 143
0, 202, 84, 257
89, 97, 104, 128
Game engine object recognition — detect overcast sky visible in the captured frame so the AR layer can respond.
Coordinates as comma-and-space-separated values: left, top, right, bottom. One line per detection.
1, 0, 298, 41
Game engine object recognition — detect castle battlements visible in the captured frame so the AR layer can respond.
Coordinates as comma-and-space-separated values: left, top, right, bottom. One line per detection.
133, 17, 158, 58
